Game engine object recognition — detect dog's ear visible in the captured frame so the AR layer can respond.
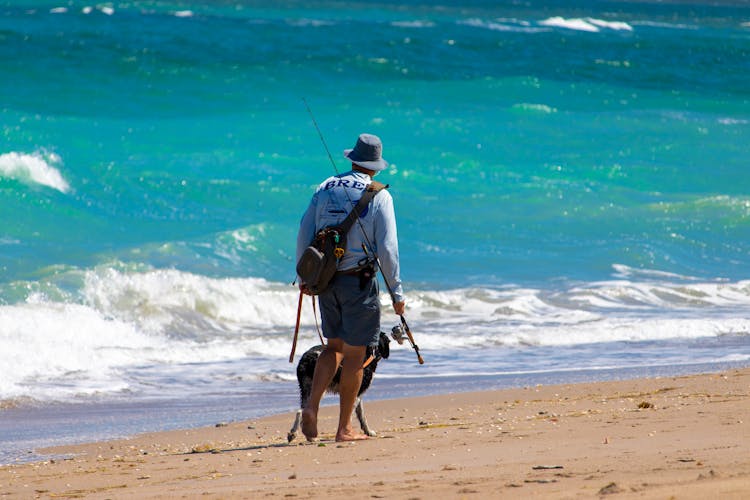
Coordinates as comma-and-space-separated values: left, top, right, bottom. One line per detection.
379, 331, 390, 359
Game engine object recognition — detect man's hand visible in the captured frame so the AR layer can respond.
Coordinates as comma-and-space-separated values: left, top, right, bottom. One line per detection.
393, 301, 405, 316
299, 283, 312, 296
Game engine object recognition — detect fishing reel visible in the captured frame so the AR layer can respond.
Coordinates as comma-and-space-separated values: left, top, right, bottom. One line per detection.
393, 320, 424, 364
390, 324, 406, 345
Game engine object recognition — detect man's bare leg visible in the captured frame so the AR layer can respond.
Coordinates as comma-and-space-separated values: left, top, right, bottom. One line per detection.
301, 339, 343, 441
336, 342, 369, 442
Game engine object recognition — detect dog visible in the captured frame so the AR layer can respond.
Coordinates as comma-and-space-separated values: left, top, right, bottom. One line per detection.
287, 331, 391, 442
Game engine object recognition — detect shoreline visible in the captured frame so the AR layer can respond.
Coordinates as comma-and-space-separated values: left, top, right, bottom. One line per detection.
2, 359, 748, 467
2, 368, 748, 498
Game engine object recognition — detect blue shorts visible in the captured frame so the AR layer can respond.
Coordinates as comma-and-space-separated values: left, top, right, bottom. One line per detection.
318, 273, 380, 347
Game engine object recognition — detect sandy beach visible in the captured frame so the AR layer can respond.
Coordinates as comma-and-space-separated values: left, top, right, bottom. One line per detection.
1, 368, 748, 499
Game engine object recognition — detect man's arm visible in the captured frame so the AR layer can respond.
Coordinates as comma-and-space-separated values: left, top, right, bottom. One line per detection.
373, 191, 404, 307
296, 192, 318, 293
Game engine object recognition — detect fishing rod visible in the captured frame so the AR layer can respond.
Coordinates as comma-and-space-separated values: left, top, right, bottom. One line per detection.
303, 98, 424, 365
399, 315, 423, 364
360, 244, 424, 365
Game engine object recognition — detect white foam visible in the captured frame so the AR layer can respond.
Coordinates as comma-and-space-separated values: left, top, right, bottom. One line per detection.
0, 301, 155, 400
460, 18, 549, 33
567, 278, 750, 311
173, 10, 194, 18
0, 151, 70, 193
82, 267, 313, 335
73, 266, 750, 343
632, 20, 698, 30
98, 5, 114, 16
411, 317, 750, 350
50, 7, 67, 14
540, 16, 600, 32
611, 263, 700, 281
4, 264, 750, 401
392, 20, 436, 29
539, 17, 633, 33
286, 18, 334, 27
586, 18, 633, 31
512, 103, 557, 113
0, 282, 301, 400
718, 117, 749, 125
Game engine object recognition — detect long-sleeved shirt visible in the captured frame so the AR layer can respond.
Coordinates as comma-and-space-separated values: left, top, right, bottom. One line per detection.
296, 169, 404, 303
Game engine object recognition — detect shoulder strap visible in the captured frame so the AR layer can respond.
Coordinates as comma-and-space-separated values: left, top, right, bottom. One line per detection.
337, 181, 388, 234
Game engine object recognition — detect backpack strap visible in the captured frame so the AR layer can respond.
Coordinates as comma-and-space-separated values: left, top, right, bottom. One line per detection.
336, 181, 388, 234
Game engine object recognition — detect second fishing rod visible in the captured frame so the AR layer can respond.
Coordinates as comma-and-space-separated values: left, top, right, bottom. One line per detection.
303, 98, 424, 365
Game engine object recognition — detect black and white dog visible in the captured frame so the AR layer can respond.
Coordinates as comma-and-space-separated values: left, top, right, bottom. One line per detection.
287, 331, 391, 442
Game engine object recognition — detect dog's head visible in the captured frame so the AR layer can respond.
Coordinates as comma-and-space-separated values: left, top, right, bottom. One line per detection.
376, 330, 391, 360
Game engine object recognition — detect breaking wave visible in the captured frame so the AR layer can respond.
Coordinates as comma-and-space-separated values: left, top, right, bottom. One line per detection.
0, 151, 70, 193
1, 263, 749, 401
539, 17, 633, 32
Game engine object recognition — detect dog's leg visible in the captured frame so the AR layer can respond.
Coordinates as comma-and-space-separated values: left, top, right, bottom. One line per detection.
288, 409, 302, 443
354, 397, 376, 437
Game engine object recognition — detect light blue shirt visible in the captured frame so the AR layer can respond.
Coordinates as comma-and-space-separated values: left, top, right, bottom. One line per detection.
297, 170, 404, 303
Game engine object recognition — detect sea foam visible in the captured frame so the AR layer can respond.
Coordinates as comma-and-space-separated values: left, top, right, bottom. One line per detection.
0, 152, 70, 193
58, 265, 750, 342
2, 264, 750, 402
82, 267, 311, 336
0, 287, 294, 401
0, 300, 153, 400
391, 20, 436, 29
539, 17, 633, 32
460, 18, 549, 33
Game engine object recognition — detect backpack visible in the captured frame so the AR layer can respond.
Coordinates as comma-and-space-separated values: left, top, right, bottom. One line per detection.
296, 181, 387, 295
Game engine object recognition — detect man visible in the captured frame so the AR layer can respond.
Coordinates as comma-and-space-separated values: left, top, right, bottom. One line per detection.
296, 133, 405, 442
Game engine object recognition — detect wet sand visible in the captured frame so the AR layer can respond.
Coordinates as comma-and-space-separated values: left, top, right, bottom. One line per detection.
1, 368, 748, 499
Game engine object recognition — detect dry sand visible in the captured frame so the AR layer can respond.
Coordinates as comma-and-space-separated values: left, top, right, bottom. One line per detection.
1, 368, 748, 499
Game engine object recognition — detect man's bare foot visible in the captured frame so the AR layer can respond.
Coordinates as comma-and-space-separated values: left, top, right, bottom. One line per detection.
335, 430, 370, 442
301, 408, 318, 442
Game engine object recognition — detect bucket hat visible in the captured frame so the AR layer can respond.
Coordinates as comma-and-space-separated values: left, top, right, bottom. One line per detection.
343, 133, 388, 171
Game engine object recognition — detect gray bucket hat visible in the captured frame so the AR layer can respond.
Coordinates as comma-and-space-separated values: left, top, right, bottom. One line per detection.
343, 133, 388, 171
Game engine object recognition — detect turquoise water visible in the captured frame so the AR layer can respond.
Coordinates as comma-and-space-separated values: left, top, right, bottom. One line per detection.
1, 0, 750, 462
3, 0, 750, 286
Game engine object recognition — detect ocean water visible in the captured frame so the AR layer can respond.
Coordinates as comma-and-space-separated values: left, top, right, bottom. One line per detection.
2, 0, 750, 463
